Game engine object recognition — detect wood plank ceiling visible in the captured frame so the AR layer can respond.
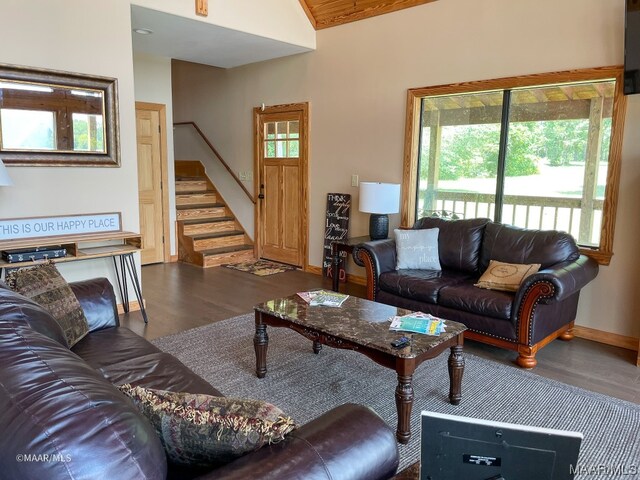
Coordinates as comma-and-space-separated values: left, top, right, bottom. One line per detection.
299, 0, 437, 30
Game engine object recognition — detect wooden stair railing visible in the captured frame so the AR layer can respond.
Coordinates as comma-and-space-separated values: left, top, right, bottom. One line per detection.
174, 121, 256, 204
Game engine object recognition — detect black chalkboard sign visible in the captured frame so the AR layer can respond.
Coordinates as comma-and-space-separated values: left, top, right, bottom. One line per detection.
322, 193, 351, 282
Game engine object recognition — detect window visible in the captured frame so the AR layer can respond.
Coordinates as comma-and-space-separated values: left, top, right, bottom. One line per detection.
403, 67, 626, 265
264, 120, 300, 158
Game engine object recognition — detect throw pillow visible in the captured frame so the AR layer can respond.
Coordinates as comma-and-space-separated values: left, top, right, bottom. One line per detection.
5, 261, 89, 347
395, 228, 441, 270
118, 384, 296, 468
474, 260, 541, 292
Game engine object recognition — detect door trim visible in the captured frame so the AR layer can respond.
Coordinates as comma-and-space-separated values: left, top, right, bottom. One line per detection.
253, 102, 309, 270
135, 101, 170, 263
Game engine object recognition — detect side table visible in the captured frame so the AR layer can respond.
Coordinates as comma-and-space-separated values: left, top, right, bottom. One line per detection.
329, 235, 370, 292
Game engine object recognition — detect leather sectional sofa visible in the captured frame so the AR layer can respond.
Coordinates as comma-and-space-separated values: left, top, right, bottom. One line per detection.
354, 217, 599, 368
0, 278, 399, 479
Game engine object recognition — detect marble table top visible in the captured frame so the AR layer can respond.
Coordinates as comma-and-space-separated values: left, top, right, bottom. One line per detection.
254, 294, 467, 358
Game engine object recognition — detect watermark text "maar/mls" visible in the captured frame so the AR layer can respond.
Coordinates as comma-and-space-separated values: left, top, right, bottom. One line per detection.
571, 464, 639, 475
16, 454, 72, 463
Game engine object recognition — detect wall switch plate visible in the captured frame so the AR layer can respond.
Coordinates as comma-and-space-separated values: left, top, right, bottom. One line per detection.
351, 174, 359, 187
239, 171, 246, 181
246, 172, 253, 182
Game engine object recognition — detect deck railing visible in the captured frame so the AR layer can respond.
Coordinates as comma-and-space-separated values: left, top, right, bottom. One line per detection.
419, 190, 603, 245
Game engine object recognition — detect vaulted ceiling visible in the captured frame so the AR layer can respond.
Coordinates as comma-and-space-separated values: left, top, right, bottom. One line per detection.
299, 0, 437, 29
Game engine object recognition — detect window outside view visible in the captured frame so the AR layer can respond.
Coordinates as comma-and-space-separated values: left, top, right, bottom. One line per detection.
417, 80, 614, 247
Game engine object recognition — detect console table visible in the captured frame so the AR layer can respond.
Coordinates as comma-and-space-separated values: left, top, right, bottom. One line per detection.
0, 231, 148, 323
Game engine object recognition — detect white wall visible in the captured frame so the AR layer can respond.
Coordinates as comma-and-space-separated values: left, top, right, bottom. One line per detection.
0, 0, 140, 303
172, 0, 640, 340
133, 52, 177, 255
131, 0, 315, 49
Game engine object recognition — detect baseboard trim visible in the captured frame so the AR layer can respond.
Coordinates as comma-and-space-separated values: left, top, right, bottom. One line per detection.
169, 255, 179, 263
116, 300, 143, 315
305, 265, 366, 286
305, 265, 322, 275
572, 326, 638, 352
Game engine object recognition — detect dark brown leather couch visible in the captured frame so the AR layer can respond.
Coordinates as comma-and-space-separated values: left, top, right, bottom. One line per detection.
0, 278, 399, 480
355, 218, 599, 368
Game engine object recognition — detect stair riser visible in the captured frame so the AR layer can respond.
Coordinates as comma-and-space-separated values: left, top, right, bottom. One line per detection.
176, 181, 208, 193
202, 249, 254, 268
193, 235, 246, 251
176, 194, 217, 206
183, 221, 237, 236
177, 207, 226, 220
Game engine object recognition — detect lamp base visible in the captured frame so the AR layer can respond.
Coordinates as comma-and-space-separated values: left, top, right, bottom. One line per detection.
369, 214, 389, 240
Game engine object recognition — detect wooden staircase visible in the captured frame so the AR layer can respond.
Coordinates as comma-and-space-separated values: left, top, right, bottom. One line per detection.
175, 161, 254, 268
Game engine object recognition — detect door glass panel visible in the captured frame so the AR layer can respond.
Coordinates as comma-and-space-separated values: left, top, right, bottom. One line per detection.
504, 81, 614, 246
417, 92, 502, 220
288, 140, 299, 157
265, 141, 276, 158
266, 122, 276, 139
276, 140, 287, 157
0, 108, 56, 150
289, 121, 300, 138
276, 122, 287, 139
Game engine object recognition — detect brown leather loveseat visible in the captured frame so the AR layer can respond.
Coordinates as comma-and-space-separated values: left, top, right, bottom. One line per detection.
0, 278, 399, 480
355, 217, 599, 368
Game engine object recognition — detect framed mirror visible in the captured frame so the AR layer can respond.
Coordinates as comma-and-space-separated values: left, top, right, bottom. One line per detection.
0, 64, 119, 167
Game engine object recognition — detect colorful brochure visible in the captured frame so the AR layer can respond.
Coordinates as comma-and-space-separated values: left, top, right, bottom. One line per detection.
297, 289, 349, 307
389, 312, 446, 336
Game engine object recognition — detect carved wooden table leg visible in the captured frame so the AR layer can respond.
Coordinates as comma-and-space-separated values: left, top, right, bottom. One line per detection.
254, 313, 269, 378
313, 340, 322, 354
448, 344, 464, 405
395, 359, 416, 444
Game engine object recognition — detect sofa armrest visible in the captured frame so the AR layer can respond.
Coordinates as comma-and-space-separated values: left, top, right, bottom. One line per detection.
69, 277, 119, 331
514, 255, 599, 307
354, 239, 396, 300
201, 403, 399, 480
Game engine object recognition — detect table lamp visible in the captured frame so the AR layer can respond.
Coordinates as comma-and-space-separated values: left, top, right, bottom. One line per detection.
359, 182, 401, 240
0, 159, 13, 186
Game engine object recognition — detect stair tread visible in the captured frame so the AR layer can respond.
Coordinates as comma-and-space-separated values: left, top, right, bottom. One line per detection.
199, 245, 253, 256
190, 230, 245, 240
176, 202, 225, 210
176, 190, 215, 196
179, 216, 235, 225
176, 176, 206, 181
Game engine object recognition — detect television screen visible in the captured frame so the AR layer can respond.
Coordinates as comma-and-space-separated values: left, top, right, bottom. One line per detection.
420, 411, 583, 480
624, 0, 640, 94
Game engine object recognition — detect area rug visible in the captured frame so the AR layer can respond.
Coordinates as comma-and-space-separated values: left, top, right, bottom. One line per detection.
152, 314, 640, 478
221, 259, 297, 276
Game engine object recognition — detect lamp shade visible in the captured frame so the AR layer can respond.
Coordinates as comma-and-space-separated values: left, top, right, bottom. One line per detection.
359, 182, 400, 214
0, 159, 13, 186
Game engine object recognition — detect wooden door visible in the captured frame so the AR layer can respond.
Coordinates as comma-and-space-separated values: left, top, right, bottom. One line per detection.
255, 104, 308, 268
135, 103, 168, 265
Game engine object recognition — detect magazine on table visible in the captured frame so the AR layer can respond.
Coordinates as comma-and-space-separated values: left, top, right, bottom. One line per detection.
297, 289, 349, 307
389, 312, 446, 336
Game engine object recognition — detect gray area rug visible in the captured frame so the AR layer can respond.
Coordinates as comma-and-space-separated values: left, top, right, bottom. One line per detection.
153, 313, 640, 478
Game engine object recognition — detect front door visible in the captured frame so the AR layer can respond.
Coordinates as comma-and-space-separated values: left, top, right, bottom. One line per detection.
255, 104, 308, 268
135, 102, 168, 265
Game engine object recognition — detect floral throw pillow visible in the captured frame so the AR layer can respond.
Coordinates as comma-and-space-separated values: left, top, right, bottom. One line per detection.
6, 261, 89, 347
118, 384, 296, 468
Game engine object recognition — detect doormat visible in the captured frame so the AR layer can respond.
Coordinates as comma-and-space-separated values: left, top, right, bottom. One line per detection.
221, 259, 297, 276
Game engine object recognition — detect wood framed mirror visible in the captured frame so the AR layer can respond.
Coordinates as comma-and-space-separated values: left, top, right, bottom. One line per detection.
0, 64, 119, 167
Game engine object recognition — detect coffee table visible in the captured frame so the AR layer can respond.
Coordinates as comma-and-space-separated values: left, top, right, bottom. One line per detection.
253, 294, 466, 444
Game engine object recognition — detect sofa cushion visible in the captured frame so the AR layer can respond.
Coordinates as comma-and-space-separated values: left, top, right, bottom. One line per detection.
479, 222, 579, 271
100, 351, 223, 397
118, 384, 296, 468
0, 320, 167, 480
438, 283, 514, 320
394, 228, 441, 270
413, 217, 489, 273
0, 282, 68, 347
379, 269, 472, 304
6, 262, 89, 347
474, 260, 540, 292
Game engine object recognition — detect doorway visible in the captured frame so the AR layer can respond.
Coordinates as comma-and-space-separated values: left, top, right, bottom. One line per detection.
135, 102, 170, 265
254, 103, 309, 268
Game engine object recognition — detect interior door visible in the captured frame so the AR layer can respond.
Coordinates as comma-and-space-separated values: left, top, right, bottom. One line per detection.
256, 105, 308, 268
135, 103, 166, 265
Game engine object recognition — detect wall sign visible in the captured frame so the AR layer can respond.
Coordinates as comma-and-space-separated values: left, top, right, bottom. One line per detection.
0, 212, 122, 241
322, 193, 351, 282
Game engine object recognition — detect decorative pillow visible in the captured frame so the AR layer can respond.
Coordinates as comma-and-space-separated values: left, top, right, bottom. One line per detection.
118, 384, 296, 468
6, 261, 89, 347
474, 260, 541, 292
395, 228, 441, 270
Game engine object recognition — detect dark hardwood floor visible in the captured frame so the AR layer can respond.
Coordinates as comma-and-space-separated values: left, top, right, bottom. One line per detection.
120, 262, 640, 404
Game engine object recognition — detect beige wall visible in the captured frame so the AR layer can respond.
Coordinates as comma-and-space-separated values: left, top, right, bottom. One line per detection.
172, 0, 640, 340
133, 52, 177, 255
0, 0, 140, 302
